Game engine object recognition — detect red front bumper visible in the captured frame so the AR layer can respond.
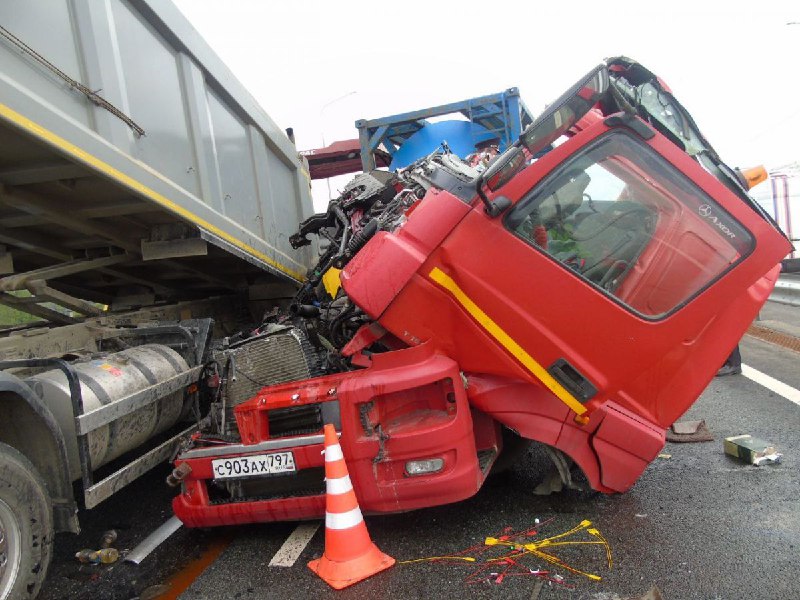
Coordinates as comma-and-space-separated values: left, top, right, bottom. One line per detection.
173, 344, 500, 527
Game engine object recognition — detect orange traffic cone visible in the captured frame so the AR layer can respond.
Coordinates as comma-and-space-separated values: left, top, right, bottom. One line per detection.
308, 424, 395, 589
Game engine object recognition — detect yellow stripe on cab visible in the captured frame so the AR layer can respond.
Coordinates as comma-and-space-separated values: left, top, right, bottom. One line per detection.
428, 267, 587, 415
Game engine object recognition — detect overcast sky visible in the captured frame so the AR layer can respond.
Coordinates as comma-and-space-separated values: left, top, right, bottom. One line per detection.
173, 0, 800, 211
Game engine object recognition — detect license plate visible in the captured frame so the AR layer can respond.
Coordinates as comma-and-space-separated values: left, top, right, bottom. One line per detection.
211, 452, 296, 479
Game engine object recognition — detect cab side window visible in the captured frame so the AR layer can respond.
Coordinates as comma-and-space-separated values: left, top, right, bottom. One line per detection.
506, 132, 753, 318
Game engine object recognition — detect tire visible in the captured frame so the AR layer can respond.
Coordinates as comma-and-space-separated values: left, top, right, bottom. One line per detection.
0, 442, 53, 600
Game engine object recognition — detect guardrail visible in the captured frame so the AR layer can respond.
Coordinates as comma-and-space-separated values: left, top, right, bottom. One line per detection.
770, 277, 800, 306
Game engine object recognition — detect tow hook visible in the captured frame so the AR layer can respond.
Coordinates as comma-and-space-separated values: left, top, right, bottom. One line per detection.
166, 462, 192, 487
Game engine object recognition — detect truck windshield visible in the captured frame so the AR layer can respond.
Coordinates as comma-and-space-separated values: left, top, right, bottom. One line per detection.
505, 131, 754, 318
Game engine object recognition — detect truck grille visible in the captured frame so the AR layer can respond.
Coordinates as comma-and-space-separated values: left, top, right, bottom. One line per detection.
209, 467, 326, 504
267, 404, 323, 438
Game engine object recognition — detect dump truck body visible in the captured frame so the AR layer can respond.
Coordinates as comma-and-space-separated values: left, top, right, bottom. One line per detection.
0, 0, 313, 306
0, 2, 314, 597
173, 59, 791, 526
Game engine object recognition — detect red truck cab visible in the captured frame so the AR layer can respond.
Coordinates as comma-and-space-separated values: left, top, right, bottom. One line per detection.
174, 59, 791, 526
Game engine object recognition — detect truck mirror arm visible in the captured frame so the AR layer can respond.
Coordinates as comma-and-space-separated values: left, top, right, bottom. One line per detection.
475, 176, 512, 217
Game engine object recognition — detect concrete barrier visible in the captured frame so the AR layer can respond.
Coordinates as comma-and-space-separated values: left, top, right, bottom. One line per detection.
770, 278, 800, 306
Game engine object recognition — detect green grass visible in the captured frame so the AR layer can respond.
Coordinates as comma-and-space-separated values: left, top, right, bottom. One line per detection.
0, 303, 42, 327
0, 291, 104, 328
0, 290, 43, 327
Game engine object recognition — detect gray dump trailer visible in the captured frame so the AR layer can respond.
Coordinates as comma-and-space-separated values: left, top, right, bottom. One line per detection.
0, 2, 313, 597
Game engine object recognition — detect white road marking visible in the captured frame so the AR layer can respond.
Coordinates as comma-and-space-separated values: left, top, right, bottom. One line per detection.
268, 522, 320, 567
742, 364, 800, 407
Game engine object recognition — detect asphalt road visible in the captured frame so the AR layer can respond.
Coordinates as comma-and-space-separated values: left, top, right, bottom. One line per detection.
38, 302, 800, 600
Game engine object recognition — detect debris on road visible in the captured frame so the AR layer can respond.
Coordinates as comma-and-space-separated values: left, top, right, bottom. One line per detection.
724, 434, 783, 465
125, 516, 183, 565
400, 518, 612, 587
99, 530, 118, 549
74, 548, 120, 564
665, 420, 714, 443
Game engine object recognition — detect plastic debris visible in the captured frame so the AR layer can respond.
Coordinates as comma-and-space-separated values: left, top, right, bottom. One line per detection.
75, 547, 120, 564
724, 434, 782, 465
99, 530, 117, 549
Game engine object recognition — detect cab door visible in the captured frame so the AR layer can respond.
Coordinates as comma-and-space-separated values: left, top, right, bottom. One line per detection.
430, 113, 789, 428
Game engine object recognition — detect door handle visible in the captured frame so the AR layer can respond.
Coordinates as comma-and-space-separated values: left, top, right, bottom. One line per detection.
548, 358, 597, 402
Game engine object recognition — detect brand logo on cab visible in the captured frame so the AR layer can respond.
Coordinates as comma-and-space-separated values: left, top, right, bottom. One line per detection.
698, 204, 736, 239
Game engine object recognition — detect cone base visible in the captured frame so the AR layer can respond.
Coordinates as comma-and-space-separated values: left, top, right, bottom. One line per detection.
308, 542, 395, 590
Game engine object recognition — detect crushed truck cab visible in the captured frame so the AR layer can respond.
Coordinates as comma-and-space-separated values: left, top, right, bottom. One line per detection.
173, 58, 791, 526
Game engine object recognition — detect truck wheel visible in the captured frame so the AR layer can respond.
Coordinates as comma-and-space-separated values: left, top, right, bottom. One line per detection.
0, 442, 53, 600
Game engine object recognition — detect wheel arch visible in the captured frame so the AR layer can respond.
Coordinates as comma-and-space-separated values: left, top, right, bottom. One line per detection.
465, 373, 614, 493
0, 371, 79, 533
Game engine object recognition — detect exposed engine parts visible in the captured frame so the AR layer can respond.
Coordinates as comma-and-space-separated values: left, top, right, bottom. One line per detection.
194, 148, 481, 444
284, 147, 479, 355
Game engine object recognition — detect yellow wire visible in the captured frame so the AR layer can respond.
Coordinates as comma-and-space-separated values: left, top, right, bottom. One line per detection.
406, 521, 611, 583
484, 519, 610, 582
398, 556, 477, 564
588, 528, 614, 568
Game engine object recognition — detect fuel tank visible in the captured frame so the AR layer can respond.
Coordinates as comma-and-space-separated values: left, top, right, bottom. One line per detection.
27, 344, 191, 481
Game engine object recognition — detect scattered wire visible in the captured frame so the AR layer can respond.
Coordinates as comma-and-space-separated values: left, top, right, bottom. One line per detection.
400, 518, 612, 587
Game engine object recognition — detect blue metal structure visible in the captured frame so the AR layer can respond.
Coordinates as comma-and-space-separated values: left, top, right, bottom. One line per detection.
355, 87, 535, 171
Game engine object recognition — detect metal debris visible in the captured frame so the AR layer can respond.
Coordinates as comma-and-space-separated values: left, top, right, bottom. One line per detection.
724, 435, 782, 465
124, 515, 183, 565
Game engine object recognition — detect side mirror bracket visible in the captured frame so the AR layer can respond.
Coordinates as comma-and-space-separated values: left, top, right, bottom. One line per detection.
484, 196, 512, 217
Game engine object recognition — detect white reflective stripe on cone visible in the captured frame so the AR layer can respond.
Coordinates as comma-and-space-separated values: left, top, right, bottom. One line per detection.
325, 444, 344, 462
326, 475, 353, 495
326, 506, 363, 530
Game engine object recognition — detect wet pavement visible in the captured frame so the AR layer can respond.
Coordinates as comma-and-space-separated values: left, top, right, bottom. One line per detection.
38, 301, 800, 600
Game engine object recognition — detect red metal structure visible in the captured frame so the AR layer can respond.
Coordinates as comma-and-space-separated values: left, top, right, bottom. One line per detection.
302, 139, 390, 180
173, 59, 791, 526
